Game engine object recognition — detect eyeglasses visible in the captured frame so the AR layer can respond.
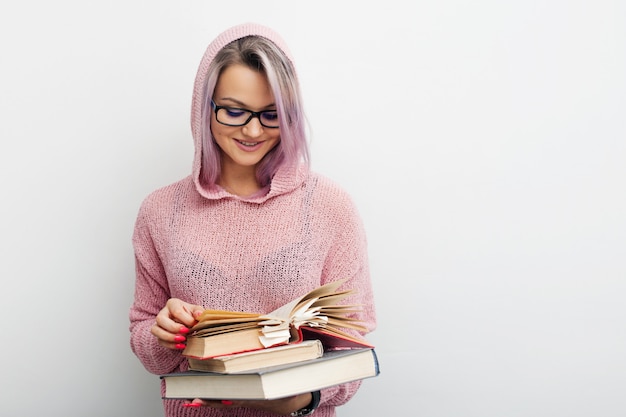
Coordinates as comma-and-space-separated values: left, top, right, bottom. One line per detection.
210, 101, 280, 128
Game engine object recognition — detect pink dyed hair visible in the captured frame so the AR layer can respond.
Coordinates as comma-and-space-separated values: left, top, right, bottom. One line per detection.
200, 35, 309, 187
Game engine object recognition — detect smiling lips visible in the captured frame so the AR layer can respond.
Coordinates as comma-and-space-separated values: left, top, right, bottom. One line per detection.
236, 139, 263, 148
238, 140, 259, 146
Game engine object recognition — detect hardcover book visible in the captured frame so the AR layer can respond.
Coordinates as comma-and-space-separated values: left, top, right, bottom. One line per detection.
186, 339, 324, 374
163, 348, 379, 400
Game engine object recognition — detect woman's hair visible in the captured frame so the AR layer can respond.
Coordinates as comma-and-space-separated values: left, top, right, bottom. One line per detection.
200, 35, 309, 187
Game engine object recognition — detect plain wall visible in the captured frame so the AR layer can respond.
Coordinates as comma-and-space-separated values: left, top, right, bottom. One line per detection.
1, 1, 625, 416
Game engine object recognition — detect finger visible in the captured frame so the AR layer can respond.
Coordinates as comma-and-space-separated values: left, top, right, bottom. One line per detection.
191, 307, 205, 321
155, 308, 191, 334
167, 301, 201, 328
185, 399, 210, 407
150, 323, 187, 350
188, 399, 233, 407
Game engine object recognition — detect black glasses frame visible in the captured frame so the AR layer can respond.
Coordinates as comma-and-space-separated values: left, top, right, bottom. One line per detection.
210, 101, 280, 129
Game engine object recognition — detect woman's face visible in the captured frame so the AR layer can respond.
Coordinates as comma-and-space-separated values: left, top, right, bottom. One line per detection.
211, 64, 280, 173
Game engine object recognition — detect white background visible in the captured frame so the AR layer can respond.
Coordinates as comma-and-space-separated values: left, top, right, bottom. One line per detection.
1, 1, 625, 416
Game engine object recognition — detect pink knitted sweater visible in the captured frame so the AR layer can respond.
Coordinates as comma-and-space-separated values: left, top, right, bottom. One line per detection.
128, 23, 376, 417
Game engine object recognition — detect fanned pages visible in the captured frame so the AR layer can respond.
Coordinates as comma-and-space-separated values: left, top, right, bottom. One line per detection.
183, 279, 372, 359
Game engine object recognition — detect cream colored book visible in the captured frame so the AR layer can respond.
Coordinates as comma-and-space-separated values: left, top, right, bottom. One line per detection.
163, 348, 380, 400
187, 339, 324, 374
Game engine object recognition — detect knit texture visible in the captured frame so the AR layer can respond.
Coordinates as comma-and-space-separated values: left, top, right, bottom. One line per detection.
129, 165, 376, 417
129, 23, 376, 417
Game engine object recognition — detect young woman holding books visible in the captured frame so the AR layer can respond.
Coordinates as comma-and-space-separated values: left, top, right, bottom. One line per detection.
129, 23, 377, 417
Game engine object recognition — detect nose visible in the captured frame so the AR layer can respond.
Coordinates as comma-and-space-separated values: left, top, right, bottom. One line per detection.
242, 115, 264, 138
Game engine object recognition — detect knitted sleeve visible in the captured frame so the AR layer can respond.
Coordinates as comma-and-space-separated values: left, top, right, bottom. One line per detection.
128, 192, 185, 375
313, 178, 377, 407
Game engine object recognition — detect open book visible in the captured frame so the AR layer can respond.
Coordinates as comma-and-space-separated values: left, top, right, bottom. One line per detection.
183, 279, 373, 359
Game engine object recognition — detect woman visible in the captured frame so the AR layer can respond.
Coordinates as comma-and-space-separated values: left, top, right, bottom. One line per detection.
129, 23, 376, 417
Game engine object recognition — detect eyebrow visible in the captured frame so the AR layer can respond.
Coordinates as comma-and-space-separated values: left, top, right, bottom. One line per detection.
217, 97, 276, 110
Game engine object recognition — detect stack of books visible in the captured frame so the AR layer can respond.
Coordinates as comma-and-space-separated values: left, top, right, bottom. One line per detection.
160, 279, 380, 400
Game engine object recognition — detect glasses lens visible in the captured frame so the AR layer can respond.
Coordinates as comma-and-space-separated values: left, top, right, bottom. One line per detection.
259, 111, 279, 128
217, 108, 250, 126
215, 106, 280, 128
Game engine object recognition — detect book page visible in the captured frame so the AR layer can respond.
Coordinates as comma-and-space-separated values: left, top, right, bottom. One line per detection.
189, 278, 368, 349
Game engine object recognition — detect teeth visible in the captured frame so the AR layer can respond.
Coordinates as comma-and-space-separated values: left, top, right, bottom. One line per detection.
239, 140, 258, 146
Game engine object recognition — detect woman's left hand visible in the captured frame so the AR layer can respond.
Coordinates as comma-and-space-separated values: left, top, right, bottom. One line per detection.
183, 392, 312, 415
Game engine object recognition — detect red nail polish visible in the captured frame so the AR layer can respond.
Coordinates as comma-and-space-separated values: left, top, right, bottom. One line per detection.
179, 326, 190, 334
175, 343, 186, 350
174, 335, 186, 342
221, 400, 233, 406
183, 403, 201, 408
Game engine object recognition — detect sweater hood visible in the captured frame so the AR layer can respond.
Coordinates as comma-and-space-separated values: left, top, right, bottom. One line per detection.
189, 23, 302, 204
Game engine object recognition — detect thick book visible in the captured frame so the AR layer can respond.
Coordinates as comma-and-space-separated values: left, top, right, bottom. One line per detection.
162, 348, 379, 400
187, 339, 324, 374
183, 279, 373, 359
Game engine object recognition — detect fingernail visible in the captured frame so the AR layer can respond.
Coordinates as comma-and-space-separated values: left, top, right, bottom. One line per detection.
179, 326, 190, 334
175, 343, 186, 350
183, 403, 201, 408
221, 400, 233, 406
174, 335, 186, 342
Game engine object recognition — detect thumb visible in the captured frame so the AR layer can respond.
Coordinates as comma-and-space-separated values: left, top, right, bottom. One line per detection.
192, 308, 204, 320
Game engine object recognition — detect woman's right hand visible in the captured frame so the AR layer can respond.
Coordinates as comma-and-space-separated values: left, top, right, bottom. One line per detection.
151, 298, 205, 350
